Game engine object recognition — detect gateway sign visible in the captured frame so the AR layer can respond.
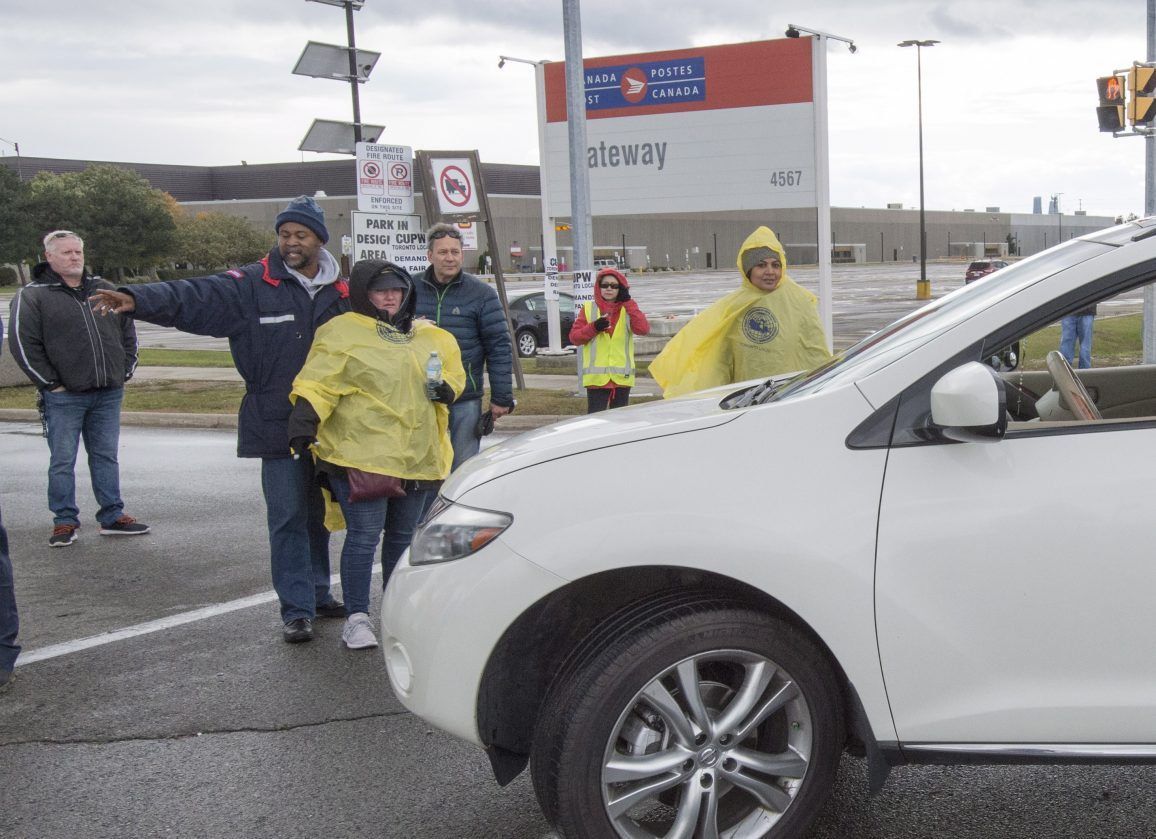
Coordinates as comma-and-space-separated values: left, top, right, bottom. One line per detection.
543, 39, 815, 216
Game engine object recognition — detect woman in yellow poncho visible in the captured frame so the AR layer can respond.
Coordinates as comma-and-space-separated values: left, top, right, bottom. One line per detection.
287, 259, 464, 650
650, 226, 832, 398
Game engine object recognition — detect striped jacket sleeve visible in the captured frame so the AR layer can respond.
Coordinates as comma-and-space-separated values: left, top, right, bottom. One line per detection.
7, 289, 60, 389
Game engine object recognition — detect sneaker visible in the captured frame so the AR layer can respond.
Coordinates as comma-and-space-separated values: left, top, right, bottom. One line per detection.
99, 515, 150, 536
283, 618, 314, 644
341, 612, 378, 650
49, 524, 78, 547
315, 600, 347, 619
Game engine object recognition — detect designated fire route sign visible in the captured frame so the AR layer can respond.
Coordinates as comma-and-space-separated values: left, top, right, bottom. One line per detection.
355, 142, 414, 214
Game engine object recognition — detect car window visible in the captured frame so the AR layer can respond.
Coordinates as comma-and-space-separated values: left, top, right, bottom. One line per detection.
773, 239, 1111, 404
999, 278, 1155, 432
559, 295, 575, 315
968, 261, 988, 271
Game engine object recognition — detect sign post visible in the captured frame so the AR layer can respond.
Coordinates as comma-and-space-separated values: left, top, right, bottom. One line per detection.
415, 150, 525, 390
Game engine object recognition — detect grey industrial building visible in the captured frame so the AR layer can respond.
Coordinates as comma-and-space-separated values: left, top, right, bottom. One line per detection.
2, 155, 1117, 272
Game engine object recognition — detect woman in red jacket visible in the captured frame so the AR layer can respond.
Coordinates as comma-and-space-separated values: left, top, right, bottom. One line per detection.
569, 268, 650, 413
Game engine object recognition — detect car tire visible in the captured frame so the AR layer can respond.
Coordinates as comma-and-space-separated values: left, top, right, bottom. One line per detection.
516, 329, 539, 358
531, 592, 844, 839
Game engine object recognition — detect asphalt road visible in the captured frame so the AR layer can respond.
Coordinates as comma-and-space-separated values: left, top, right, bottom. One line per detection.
4, 423, 1156, 838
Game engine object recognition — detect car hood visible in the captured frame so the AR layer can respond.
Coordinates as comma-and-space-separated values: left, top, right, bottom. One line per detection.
442, 384, 748, 499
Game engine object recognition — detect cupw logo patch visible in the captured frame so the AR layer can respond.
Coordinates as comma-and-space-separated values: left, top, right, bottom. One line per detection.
376, 322, 411, 344
741, 307, 780, 344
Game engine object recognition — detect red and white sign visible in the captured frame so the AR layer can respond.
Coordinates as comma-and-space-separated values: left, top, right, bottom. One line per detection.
356, 142, 414, 214
454, 222, 478, 250
430, 157, 480, 215
542, 39, 816, 216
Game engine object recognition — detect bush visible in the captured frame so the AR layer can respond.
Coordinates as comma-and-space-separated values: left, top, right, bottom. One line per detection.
0, 266, 17, 286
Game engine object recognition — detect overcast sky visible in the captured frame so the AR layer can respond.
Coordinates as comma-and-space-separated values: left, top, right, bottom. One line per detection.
2, 1, 1150, 217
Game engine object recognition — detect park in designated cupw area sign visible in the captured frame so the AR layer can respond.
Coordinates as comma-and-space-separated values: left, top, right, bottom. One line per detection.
350, 213, 427, 276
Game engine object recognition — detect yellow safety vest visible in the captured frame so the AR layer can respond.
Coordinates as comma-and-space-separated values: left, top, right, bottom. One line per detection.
579, 301, 636, 388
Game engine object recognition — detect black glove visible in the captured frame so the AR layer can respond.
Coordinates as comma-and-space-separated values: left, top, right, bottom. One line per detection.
429, 380, 456, 404
593, 316, 611, 332
289, 436, 316, 460
616, 286, 631, 303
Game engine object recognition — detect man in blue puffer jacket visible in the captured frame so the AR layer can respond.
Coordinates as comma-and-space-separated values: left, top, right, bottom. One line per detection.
414, 223, 515, 470
90, 196, 350, 644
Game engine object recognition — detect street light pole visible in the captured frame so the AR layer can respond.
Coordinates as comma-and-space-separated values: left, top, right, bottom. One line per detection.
785, 24, 857, 352
898, 39, 939, 300
499, 54, 564, 353
0, 136, 21, 181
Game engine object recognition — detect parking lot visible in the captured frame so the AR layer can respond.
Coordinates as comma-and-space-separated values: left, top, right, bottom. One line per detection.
6, 258, 1156, 838
5, 424, 1156, 837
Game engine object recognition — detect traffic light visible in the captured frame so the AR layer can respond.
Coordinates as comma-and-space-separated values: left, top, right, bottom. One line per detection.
1129, 65, 1156, 125
1096, 74, 1126, 132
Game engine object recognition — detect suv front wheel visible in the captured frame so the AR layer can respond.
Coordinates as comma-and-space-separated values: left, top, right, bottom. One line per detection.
531, 593, 844, 838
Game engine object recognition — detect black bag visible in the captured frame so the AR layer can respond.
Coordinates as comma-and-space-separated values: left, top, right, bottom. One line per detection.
346, 467, 407, 501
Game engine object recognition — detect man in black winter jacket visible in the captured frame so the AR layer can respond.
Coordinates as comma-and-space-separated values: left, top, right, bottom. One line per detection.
90, 197, 350, 644
414, 223, 515, 470
8, 230, 150, 548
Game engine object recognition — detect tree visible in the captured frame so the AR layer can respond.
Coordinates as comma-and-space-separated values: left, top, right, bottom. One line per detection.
73, 166, 177, 278
23, 165, 177, 280
173, 209, 271, 269
0, 165, 37, 281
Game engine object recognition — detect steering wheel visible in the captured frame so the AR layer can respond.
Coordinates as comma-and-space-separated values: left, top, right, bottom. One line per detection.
1045, 350, 1101, 421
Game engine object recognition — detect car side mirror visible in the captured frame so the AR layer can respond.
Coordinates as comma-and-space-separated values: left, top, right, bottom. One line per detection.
986, 340, 1021, 373
930, 362, 1007, 442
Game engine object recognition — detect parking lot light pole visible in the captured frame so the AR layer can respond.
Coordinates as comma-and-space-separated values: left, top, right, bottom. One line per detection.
499, 54, 564, 353
899, 39, 939, 300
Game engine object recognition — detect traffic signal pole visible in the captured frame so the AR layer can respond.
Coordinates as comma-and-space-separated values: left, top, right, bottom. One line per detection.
1146, 0, 1156, 363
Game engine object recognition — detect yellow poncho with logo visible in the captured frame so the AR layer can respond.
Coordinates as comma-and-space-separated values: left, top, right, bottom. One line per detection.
290, 313, 466, 481
650, 227, 832, 398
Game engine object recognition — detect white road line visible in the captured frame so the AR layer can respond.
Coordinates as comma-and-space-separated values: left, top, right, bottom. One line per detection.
16, 566, 381, 667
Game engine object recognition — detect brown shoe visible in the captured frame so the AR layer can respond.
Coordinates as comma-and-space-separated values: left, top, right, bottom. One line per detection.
49, 524, 78, 547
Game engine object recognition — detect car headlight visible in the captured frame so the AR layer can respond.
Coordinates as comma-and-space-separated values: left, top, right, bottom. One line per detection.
410, 500, 513, 565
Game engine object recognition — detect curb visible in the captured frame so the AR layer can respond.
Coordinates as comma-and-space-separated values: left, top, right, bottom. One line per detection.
0, 408, 567, 432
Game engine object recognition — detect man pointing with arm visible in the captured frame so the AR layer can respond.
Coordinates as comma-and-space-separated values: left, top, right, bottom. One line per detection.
91, 196, 350, 644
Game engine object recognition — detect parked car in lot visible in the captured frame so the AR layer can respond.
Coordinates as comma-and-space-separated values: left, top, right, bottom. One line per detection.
383, 218, 1156, 838
964, 258, 1009, 283
508, 290, 575, 357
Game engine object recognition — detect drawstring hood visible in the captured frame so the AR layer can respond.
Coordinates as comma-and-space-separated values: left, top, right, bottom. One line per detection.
349, 259, 416, 332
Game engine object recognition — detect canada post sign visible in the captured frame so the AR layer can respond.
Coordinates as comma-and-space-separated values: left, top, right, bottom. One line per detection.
585, 58, 705, 111
543, 39, 816, 216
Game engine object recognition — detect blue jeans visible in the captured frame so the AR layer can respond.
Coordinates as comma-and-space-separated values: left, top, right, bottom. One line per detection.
42, 387, 125, 527
0, 505, 19, 673
448, 398, 482, 472
328, 474, 430, 614
1060, 314, 1094, 369
261, 457, 333, 623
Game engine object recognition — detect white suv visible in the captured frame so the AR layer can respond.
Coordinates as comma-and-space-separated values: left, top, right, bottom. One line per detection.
383, 219, 1156, 838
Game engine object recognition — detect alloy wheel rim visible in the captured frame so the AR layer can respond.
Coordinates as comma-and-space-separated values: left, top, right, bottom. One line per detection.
600, 648, 813, 838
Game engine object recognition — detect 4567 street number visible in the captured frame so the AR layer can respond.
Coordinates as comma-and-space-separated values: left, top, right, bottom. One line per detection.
769, 169, 803, 187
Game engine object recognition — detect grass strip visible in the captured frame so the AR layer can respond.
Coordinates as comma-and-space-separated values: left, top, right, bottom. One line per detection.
0, 382, 657, 416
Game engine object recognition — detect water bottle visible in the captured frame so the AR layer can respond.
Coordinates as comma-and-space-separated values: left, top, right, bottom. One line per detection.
425, 351, 443, 399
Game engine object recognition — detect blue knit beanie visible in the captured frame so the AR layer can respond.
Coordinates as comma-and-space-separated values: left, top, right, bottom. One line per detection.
276, 195, 329, 243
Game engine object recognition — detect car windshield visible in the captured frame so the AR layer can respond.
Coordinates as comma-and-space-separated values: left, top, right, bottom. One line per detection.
760, 238, 1112, 405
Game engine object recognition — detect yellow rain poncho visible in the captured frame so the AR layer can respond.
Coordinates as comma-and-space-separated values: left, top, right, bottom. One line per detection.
650, 226, 832, 398
291, 313, 466, 482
